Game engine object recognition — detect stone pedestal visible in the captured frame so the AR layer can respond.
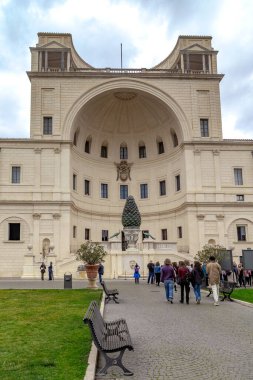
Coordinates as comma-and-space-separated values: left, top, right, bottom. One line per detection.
123, 227, 140, 250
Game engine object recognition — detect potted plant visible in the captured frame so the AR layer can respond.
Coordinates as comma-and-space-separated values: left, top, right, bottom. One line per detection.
76, 241, 107, 288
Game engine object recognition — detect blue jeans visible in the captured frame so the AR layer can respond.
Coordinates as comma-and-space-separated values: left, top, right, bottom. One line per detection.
164, 279, 174, 300
147, 272, 154, 284
194, 284, 201, 301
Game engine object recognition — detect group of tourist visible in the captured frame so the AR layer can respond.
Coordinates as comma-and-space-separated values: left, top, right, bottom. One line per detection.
133, 256, 230, 306
40, 262, 54, 280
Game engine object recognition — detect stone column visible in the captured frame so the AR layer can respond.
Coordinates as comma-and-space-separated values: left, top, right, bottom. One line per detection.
33, 213, 41, 260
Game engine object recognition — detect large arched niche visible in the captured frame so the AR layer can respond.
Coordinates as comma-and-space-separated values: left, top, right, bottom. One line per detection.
63, 80, 191, 149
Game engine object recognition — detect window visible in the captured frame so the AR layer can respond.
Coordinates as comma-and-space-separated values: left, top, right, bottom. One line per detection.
101, 145, 108, 158
9, 223, 20, 241
85, 228, 90, 240
102, 230, 108, 241
12, 166, 21, 184
175, 175, 181, 192
234, 168, 243, 185
85, 137, 92, 153
73, 226, 77, 238
73, 174, 77, 191
120, 185, 128, 199
237, 225, 246, 241
140, 183, 148, 199
157, 141, 164, 154
120, 144, 128, 159
101, 183, 108, 198
161, 229, 167, 240
159, 180, 166, 196
84, 179, 90, 195
177, 226, 183, 238
236, 195, 244, 201
172, 132, 178, 147
139, 145, 146, 158
200, 119, 209, 137
43, 117, 52, 135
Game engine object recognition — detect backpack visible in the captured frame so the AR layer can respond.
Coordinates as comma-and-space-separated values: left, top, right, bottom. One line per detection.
184, 270, 192, 284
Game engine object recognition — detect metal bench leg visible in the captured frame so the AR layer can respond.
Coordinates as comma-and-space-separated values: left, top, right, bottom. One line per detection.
98, 349, 133, 376
206, 290, 212, 297
227, 294, 234, 302
113, 295, 119, 303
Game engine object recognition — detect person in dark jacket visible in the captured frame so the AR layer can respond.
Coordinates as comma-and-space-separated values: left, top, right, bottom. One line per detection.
154, 261, 161, 286
98, 262, 104, 283
147, 261, 155, 284
160, 258, 175, 303
178, 261, 190, 304
40, 262, 46, 280
48, 262, 53, 280
192, 261, 204, 304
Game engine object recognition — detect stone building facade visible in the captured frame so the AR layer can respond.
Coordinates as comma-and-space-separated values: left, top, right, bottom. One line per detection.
0, 33, 252, 278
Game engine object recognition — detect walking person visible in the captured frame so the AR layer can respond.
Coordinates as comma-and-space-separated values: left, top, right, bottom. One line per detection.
147, 260, 155, 284
178, 261, 191, 304
133, 263, 140, 284
40, 262, 46, 280
172, 262, 178, 292
154, 261, 161, 286
238, 264, 246, 287
192, 261, 204, 304
206, 256, 222, 306
160, 258, 175, 303
48, 261, 54, 280
98, 262, 104, 284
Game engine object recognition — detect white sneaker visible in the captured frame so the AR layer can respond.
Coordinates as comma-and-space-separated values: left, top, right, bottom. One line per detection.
214, 302, 220, 306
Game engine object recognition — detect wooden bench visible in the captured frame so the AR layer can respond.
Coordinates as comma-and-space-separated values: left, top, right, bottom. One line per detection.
206, 281, 236, 302
83, 300, 134, 376
101, 281, 119, 304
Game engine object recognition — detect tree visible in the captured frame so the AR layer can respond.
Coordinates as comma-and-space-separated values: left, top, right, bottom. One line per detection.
195, 244, 226, 264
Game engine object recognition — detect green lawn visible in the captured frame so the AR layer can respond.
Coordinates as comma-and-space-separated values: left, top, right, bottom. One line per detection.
232, 288, 253, 303
0, 289, 102, 380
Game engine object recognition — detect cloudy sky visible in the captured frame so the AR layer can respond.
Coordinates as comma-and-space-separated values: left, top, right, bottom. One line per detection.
1, 0, 253, 139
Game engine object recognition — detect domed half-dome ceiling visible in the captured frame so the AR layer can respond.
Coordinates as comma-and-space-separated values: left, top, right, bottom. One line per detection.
72, 88, 181, 137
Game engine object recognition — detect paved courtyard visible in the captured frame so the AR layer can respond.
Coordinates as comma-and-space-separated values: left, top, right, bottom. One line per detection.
96, 280, 253, 380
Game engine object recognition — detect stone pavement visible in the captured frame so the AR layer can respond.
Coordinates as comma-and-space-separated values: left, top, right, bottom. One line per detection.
96, 280, 253, 380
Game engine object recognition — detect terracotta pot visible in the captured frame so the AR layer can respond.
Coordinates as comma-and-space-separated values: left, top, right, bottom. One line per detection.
85, 264, 99, 288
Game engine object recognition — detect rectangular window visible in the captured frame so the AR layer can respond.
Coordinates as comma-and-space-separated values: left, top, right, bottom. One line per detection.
73, 225, 77, 238
158, 141, 164, 154
159, 180, 166, 196
43, 117, 53, 135
234, 168, 243, 185
236, 194, 244, 201
161, 229, 167, 240
139, 146, 146, 158
101, 145, 108, 158
102, 230, 108, 241
200, 119, 209, 137
9, 223, 20, 241
120, 185, 128, 199
84, 179, 90, 195
140, 183, 148, 199
101, 183, 108, 198
73, 174, 77, 191
237, 225, 246, 241
85, 228, 90, 240
120, 146, 128, 160
12, 166, 21, 184
177, 226, 182, 238
175, 175, 181, 192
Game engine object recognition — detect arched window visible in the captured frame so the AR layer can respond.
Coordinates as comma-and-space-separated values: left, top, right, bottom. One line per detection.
101, 142, 108, 158
139, 142, 146, 158
157, 137, 164, 154
171, 130, 178, 147
85, 136, 92, 153
120, 143, 128, 160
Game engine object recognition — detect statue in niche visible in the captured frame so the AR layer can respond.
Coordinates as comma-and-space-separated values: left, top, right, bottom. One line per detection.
41, 238, 50, 259
115, 160, 133, 181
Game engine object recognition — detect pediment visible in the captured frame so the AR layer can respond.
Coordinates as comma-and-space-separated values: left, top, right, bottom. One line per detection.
181, 43, 210, 53
39, 41, 69, 49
